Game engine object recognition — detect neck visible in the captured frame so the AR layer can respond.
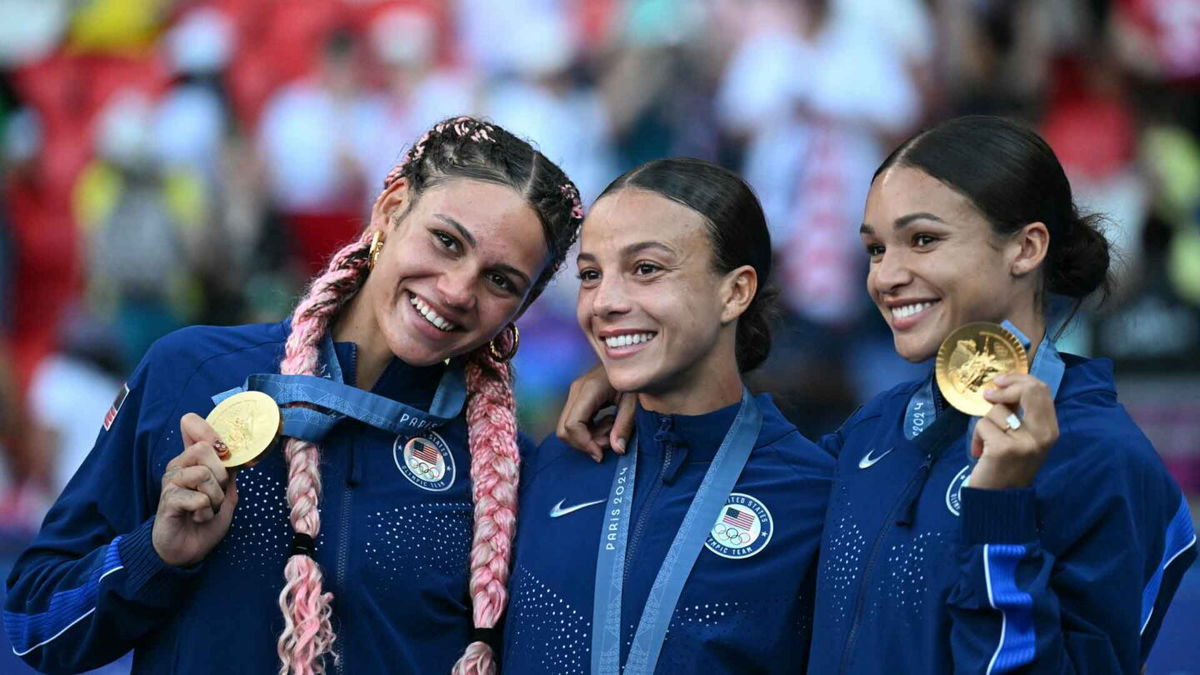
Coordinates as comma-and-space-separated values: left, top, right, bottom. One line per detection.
637, 351, 744, 416
332, 293, 394, 390
1004, 300, 1047, 361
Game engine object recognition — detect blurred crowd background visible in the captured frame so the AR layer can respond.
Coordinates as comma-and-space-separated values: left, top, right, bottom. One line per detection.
0, 0, 1198, 670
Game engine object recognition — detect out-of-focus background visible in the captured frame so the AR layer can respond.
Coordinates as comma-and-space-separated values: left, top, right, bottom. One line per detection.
0, 0, 1196, 672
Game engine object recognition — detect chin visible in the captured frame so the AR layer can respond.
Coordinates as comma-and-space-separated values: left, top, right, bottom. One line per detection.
893, 337, 937, 364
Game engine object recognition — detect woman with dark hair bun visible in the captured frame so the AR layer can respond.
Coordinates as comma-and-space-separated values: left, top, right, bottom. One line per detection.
560, 116, 1195, 673
503, 158, 834, 674
806, 115, 1194, 673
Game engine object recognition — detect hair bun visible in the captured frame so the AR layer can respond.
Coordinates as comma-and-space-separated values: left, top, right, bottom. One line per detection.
1048, 212, 1111, 300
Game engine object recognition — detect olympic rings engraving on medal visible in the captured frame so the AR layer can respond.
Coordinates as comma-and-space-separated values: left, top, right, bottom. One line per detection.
704, 493, 773, 560
394, 431, 456, 492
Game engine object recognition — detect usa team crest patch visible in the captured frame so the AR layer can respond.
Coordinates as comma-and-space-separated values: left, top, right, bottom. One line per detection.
946, 464, 972, 516
394, 432, 456, 492
103, 383, 130, 431
705, 493, 773, 559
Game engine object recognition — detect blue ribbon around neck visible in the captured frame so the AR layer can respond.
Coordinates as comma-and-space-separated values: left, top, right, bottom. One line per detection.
211, 333, 467, 442
590, 389, 763, 675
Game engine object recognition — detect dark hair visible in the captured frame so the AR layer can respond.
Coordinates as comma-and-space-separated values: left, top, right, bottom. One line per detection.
875, 115, 1111, 319
388, 117, 584, 305
599, 158, 776, 372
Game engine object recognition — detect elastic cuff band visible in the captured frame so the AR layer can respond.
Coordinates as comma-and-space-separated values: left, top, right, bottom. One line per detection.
961, 486, 1039, 545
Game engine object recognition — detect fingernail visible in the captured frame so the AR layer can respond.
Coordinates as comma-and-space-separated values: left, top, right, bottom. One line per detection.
214, 440, 231, 461
614, 438, 626, 453
592, 453, 602, 464
994, 375, 1010, 386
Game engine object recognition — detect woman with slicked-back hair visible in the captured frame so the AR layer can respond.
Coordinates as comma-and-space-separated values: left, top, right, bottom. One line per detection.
560, 116, 1196, 674
503, 158, 835, 674
4, 116, 584, 675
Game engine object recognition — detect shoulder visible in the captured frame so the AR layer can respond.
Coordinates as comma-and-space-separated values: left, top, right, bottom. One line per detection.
128, 321, 289, 418
1041, 355, 1177, 504
144, 321, 288, 373
753, 394, 836, 477
839, 378, 920, 436
521, 433, 611, 489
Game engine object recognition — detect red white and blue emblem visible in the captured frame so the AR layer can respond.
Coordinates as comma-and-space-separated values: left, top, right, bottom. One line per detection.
394, 432, 456, 492
705, 493, 772, 559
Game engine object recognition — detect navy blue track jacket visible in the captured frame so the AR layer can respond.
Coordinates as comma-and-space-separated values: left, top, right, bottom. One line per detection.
3, 320, 504, 674
809, 353, 1196, 673
503, 394, 836, 674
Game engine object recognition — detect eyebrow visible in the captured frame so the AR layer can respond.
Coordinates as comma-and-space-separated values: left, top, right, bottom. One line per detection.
435, 214, 477, 248
435, 214, 531, 287
577, 240, 676, 264
860, 212, 946, 235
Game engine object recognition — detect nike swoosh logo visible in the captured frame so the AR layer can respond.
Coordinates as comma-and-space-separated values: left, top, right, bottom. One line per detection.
549, 498, 606, 518
858, 447, 894, 469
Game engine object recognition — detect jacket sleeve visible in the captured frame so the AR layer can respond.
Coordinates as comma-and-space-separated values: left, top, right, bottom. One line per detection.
3, 346, 201, 674
946, 428, 1197, 674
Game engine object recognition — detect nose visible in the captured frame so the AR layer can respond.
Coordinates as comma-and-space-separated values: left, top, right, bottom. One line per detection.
871, 248, 913, 296
588, 273, 631, 319
436, 263, 477, 312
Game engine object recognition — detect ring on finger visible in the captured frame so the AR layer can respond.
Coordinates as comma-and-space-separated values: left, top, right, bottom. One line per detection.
1004, 413, 1022, 433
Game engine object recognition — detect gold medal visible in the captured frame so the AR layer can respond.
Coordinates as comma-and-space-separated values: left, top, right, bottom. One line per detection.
204, 391, 282, 468
935, 322, 1029, 417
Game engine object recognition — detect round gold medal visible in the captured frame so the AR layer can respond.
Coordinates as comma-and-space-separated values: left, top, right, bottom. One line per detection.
204, 391, 282, 468
935, 322, 1029, 417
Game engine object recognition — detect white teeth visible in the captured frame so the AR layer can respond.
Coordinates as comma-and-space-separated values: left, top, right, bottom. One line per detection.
409, 294, 455, 332
892, 301, 935, 320
603, 333, 656, 349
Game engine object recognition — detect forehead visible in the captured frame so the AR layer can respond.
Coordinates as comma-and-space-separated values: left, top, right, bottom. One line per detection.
418, 178, 548, 267
865, 167, 981, 230
581, 188, 708, 254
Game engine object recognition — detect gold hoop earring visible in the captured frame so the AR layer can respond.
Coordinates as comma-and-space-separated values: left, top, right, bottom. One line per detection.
488, 324, 520, 362
368, 231, 385, 269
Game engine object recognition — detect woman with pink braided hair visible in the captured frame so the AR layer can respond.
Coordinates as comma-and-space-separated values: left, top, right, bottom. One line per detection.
4, 116, 584, 675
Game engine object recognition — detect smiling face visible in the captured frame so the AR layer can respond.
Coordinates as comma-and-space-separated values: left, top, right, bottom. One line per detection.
862, 167, 1037, 362
351, 177, 549, 366
576, 188, 749, 404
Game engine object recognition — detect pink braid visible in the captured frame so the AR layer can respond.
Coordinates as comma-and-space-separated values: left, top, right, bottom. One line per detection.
276, 233, 373, 675
451, 336, 521, 675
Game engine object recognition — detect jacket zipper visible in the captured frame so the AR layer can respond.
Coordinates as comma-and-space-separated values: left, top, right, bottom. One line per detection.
837, 455, 931, 673
623, 418, 674, 584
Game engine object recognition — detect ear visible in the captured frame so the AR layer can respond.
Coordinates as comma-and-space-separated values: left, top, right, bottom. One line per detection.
1010, 221, 1050, 278
367, 177, 412, 235
719, 265, 758, 324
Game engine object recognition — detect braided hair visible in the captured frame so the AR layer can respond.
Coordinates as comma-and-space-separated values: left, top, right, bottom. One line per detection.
273, 116, 583, 675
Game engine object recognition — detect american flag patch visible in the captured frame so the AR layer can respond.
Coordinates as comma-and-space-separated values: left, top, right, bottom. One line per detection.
409, 439, 441, 465
103, 383, 130, 431
722, 507, 755, 531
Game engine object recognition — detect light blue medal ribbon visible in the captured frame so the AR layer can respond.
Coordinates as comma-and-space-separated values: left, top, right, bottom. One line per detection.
211, 334, 467, 441
904, 320, 1065, 442
591, 388, 763, 675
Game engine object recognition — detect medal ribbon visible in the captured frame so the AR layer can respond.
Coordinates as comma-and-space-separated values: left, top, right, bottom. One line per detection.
211, 334, 467, 441
591, 389, 762, 675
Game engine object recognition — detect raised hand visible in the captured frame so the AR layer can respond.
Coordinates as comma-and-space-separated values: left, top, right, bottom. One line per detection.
151, 414, 240, 567
969, 373, 1060, 490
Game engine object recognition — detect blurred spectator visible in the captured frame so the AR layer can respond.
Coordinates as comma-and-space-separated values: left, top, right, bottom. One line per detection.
27, 311, 124, 495
75, 89, 204, 368
257, 27, 385, 276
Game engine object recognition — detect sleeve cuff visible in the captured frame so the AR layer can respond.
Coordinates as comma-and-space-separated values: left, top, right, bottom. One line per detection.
116, 518, 204, 604
960, 486, 1039, 545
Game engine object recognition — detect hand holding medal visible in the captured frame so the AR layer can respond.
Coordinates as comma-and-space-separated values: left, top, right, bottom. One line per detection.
935, 322, 1059, 490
